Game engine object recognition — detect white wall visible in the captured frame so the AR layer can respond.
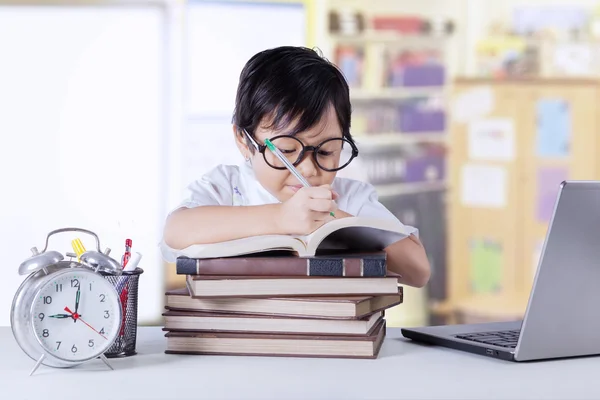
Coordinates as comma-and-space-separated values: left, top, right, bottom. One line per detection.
175, 1, 307, 202
0, 5, 167, 326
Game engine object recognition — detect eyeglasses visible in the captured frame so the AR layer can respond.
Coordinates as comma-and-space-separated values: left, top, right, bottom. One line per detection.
242, 129, 359, 172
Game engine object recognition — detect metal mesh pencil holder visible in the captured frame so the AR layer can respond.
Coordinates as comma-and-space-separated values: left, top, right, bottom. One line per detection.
101, 267, 144, 358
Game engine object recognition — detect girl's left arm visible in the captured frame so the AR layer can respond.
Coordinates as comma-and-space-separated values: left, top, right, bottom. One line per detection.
333, 209, 431, 288
383, 234, 431, 288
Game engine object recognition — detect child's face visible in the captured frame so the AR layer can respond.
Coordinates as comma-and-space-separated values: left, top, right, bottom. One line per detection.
238, 106, 342, 202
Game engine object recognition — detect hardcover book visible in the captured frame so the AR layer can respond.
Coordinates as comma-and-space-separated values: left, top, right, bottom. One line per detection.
165, 287, 403, 319
175, 251, 387, 277
185, 271, 401, 298
164, 319, 386, 359
162, 309, 383, 335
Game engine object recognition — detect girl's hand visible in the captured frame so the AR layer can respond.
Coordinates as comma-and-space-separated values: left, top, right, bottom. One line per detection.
276, 185, 339, 235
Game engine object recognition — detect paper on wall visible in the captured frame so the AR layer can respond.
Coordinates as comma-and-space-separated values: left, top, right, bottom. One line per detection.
536, 98, 570, 157
469, 238, 503, 294
452, 86, 494, 123
461, 164, 507, 208
553, 43, 593, 76
468, 118, 515, 161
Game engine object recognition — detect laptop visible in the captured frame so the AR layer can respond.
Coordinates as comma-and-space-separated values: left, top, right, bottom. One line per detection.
401, 180, 600, 361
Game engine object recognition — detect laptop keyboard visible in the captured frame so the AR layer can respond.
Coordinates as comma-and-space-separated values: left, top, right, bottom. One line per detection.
454, 329, 520, 348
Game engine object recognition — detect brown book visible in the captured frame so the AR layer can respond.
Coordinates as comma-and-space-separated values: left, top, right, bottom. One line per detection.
165, 319, 386, 359
176, 251, 387, 277
186, 272, 401, 298
162, 309, 383, 336
165, 287, 403, 319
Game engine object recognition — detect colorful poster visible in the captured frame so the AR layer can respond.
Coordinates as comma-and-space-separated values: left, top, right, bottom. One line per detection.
536, 98, 570, 157
460, 164, 507, 208
536, 166, 569, 222
469, 239, 503, 294
468, 118, 515, 161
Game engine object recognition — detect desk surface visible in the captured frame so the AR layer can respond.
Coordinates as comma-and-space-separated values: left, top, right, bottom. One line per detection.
1, 326, 598, 400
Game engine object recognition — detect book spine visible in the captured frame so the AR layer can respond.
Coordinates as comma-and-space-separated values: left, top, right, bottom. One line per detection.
176, 257, 199, 275
363, 258, 387, 277
176, 256, 386, 277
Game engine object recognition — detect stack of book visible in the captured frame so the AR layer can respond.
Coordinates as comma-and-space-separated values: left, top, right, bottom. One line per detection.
163, 216, 410, 359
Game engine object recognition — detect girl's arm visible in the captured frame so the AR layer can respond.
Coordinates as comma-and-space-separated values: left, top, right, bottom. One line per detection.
164, 186, 339, 249
163, 205, 283, 249
384, 235, 431, 288
330, 209, 431, 287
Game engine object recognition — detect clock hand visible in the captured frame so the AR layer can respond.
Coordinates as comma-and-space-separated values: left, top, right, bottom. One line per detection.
74, 286, 81, 322
64, 306, 107, 340
48, 314, 72, 319
75, 286, 80, 313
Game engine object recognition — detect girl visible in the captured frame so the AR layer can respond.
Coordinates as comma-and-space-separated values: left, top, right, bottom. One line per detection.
161, 46, 431, 288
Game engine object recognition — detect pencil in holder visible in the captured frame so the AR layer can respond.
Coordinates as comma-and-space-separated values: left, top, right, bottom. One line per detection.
101, 268, 144, 357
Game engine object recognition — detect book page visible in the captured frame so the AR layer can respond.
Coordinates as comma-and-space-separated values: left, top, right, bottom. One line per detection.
305, 217, 414, 254
176, 235, 307, 259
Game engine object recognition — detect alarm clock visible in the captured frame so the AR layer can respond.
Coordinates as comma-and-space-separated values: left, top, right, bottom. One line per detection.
11, 227, 124, 376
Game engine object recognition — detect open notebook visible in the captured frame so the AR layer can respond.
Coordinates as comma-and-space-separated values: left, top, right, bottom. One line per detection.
172, 216, 415, 259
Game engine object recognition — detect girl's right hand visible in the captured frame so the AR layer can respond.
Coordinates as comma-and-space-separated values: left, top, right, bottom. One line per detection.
276, 185, 339, 235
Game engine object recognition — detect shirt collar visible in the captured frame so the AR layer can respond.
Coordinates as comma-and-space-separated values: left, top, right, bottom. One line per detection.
239, 161, 280, 205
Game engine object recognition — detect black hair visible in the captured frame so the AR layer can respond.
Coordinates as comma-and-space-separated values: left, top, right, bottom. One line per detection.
232, 46, 353, 151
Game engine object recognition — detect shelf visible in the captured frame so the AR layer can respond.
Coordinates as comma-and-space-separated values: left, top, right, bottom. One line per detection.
331, 31, 448, 46
350, 87, 445, 100
355, 132, 447, 146
375, 180, 445, 197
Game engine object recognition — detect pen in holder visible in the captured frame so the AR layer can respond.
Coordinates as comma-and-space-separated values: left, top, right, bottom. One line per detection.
101, 262, 144, 358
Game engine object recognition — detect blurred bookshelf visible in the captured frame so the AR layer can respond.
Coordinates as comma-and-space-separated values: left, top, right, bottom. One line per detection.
321, 0, 456, 327
447, 77, 600, 325
441, 3, 600, 325
471, 3, 600, 80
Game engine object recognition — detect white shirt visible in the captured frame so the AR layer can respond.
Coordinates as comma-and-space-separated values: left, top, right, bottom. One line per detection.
159, 162, 418, 262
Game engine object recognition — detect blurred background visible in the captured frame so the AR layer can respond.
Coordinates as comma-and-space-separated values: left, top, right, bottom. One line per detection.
1, 0, 597, 328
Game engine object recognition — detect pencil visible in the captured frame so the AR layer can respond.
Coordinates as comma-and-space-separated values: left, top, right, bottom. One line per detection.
265, 138, 335, 217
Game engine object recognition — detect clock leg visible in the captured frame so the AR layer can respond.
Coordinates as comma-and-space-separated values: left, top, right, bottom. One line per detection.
29, 354, 45, 376
99, 354, 114, 370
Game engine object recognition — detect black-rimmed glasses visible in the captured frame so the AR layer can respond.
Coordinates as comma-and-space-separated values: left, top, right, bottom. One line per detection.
242, 129, 359, 172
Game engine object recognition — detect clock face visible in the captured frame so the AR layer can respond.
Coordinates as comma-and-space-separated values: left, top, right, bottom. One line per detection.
31, 269, 121, 361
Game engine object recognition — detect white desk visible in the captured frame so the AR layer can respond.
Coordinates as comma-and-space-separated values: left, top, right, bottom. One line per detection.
0, 326, 598, 400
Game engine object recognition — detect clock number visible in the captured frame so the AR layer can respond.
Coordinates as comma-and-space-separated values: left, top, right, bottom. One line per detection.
56, 283, 63, 292
89, 282, 93, 291
71, 279, 80, 288
71, 345, 77, 353
42, 329, 49, 338
100, 327, 105, 335
104, 310, 110, 319
99, 294, 106, 302
38, 313, 45, 321
56, 341, 61, 350
43, 296, 52, 305
88, 339, 94, 347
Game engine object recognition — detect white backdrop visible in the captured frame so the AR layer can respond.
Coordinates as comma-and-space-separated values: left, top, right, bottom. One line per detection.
0, 5, 166, 326
178, 1, 306, 196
